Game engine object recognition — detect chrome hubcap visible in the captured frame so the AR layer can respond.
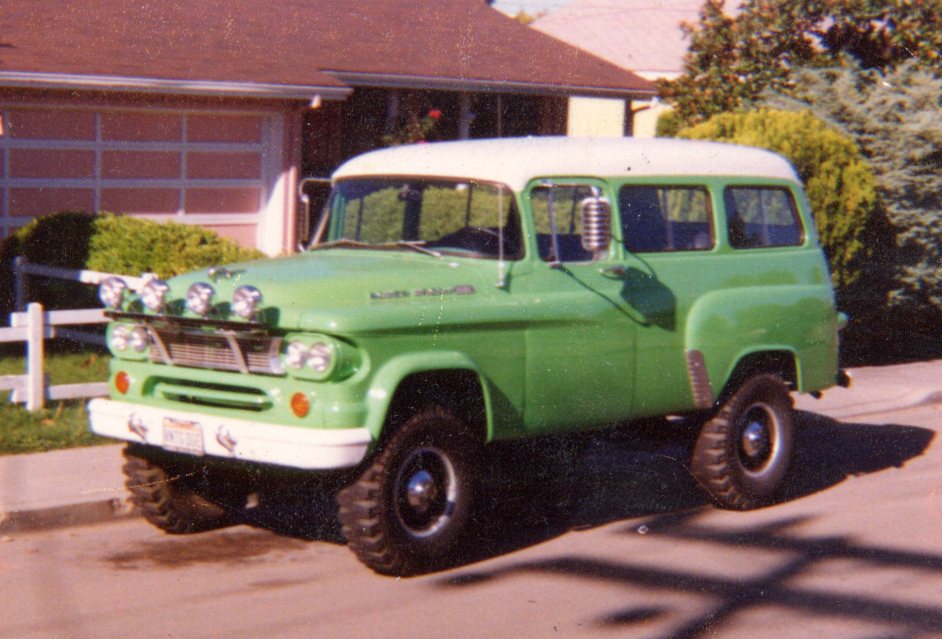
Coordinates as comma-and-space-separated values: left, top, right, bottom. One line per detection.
405, 469, 438, 513
394, 446, 457, 538
738, 403, 776, 472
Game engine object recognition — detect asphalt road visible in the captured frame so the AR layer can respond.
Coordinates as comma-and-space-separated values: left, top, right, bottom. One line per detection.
3, 385, 941, 638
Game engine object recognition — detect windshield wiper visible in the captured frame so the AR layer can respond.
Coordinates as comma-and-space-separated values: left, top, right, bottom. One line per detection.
307, 239, 374, 251
308, 239, 442, 258
390, 241, 443, 258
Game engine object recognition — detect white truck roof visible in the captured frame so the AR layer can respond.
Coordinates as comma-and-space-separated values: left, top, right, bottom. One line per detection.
332, 137, 800, 191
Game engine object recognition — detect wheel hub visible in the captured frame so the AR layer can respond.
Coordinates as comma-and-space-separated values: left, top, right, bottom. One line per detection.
405, 469, 439, 513
738, 403, 776, 471
394, 446, 457, 538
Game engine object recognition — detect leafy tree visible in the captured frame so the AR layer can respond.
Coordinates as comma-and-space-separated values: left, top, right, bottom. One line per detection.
765, 62, 942, 323
677, 109, 881, 291
660, 0, 942, 129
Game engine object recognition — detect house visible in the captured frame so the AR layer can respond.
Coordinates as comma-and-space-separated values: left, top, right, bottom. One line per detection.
0, 0, 654, 254
532, 0, 711, 137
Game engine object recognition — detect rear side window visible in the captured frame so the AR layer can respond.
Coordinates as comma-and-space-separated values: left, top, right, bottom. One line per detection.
619, 185, 713, 253
725, 186, 803, 249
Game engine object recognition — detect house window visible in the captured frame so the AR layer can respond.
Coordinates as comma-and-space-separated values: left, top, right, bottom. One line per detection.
620, 185, 713, 253
724, 186, 803, 249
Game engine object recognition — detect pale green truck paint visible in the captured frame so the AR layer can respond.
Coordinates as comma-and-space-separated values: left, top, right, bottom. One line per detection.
90, 136, 841, 469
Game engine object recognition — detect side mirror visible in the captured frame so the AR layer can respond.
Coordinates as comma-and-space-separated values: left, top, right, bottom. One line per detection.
580, 196, 612, 254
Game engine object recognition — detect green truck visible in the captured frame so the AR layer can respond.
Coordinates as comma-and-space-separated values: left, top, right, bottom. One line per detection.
89, 137, 846, 575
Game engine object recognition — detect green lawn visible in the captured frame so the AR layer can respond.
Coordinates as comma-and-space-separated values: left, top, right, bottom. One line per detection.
0, 345, 112, 455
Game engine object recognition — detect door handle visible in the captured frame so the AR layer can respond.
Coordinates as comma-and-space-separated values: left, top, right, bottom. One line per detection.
599, 265, 627, 279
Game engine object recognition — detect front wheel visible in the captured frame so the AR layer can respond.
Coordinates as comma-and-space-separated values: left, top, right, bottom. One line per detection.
122, 446, 236, 534
691, 374, 794, 510
337, 405, 478, 576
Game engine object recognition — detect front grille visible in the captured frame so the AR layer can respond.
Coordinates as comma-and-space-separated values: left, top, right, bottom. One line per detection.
150, 328, 283, 375
154, 379, 272, 411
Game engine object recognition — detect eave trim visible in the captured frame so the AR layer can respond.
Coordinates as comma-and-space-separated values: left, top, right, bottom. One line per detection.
327, 71, 657, 99
0, 72, 353, 101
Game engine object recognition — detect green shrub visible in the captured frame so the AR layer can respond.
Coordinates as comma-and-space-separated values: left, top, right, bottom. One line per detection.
1, 212, 264, 318
85, 214, 264, 279
676, 109, 882, 291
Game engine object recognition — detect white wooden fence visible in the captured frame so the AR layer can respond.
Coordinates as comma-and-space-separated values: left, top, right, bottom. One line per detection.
2, 258, 148, 411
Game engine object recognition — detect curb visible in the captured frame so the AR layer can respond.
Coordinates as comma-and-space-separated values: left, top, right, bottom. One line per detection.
0, 496, 138, 535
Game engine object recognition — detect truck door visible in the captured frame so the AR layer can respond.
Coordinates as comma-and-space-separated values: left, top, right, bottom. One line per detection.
517, 180, 639, 433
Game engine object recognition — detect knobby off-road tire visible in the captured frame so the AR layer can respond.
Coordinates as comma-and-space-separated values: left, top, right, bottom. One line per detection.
337, 405, 478, 576
122, 446, 232, 534
691, 374, 794, 510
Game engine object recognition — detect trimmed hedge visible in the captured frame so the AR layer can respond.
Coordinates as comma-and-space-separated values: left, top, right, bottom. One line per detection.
0, 212, 264, 316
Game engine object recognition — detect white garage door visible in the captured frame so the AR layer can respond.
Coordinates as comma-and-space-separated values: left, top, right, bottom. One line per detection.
0, 104, 285, 249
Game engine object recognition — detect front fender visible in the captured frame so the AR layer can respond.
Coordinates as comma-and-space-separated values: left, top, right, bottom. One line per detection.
364, 351, 494, 441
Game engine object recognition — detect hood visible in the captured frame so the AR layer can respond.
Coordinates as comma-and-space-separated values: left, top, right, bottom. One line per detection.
160, 249, 499, 331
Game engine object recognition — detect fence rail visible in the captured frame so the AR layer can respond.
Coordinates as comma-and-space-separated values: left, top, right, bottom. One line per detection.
3, 258, 148, 411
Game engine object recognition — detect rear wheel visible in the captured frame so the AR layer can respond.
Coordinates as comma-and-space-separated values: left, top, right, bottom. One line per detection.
122, 446, 236, 534
337, 405, 478, 576
691, 374, 794, 510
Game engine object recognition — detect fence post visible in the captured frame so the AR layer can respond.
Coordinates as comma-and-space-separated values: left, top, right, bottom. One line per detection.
26, 302, 45, 411
13, 256, 27, 312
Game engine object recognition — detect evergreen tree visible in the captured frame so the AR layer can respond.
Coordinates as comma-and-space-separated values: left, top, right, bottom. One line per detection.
766, 62, 942, 322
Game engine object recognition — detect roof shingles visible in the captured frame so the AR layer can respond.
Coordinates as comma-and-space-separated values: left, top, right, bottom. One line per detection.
0, 0, 654, 98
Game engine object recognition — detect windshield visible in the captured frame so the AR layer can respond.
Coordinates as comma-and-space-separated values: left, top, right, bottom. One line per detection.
322, 179, 522, 260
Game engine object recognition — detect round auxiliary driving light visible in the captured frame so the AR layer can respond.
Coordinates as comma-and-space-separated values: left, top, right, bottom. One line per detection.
232, 285, 262, 319
141, 279, 170, 312
186, 282, 215, 316
99, 277, 128, 310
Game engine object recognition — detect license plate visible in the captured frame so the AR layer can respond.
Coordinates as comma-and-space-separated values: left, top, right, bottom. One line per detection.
162, 418, 205, 456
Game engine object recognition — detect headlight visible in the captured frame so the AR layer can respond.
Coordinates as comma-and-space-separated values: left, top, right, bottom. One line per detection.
129, 326, 150, 353
307, 342, 332, 372
282, 335, 359, 381
285, 340, 310, 369
232, 286, 262, 319
140, 279, 170, 312
109, 324, 131, 351
99, 277, 128, 310
186, 282, 215, 316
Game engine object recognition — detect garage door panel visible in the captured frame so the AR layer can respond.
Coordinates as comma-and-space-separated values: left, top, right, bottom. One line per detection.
101, 112, 183, 142
101, 188, 181, 214
186, 151, 261, 180
10, 149, 96, 179
102, 151, 182, 180
185, 187, 261, 214
187, 114, 263, 143
6, 109, 97, 140
11, 188, 95, 216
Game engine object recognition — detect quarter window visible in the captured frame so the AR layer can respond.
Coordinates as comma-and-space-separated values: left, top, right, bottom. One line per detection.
619, 185, 713, 253
725, 186, 803, 249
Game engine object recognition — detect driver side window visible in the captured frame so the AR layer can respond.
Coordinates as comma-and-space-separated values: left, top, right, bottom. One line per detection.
530, 184, 596, 262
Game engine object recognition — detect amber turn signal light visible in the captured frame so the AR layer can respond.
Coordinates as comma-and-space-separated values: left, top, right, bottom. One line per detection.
290, 392, 310, 418
115, 371, 130, 395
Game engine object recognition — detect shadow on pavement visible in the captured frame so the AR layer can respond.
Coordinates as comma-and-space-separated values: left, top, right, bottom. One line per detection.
448, 413, 934, 572
433, 415, 939, 637
236, 411, 933, 585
